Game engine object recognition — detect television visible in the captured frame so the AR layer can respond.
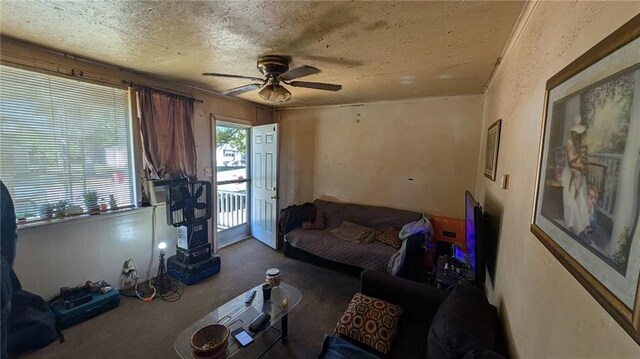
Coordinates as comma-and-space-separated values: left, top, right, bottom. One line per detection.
464, 191, 486, 286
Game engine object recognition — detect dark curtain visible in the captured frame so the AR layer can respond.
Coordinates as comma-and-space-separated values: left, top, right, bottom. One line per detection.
134, 85, 197, 180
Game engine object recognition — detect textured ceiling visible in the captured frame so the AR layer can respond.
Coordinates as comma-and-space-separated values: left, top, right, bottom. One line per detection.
0, 1, 525, 107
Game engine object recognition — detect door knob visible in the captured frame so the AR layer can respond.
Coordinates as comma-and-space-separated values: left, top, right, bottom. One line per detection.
271, 195, 279, 200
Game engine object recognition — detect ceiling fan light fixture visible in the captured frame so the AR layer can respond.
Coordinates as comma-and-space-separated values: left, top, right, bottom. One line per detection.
259, 84, 291, 103
205, 55, 340, 101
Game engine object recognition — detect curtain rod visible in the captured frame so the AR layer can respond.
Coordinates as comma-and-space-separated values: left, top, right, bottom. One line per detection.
123, 81, 204, 103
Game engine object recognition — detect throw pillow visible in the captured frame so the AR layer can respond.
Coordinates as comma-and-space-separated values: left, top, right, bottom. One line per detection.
301, 221, 315, 230
314, 210, 327, 230
335, 292, 403, 355
301, 210, 327, 230
376, 226, 402, 249
330, 221, 377, 243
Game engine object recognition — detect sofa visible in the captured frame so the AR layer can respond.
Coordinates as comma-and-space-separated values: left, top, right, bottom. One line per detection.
319, 270, 507, 359
283, 199, 427, 280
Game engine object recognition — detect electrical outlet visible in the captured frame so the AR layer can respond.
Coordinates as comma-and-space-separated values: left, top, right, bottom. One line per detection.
122, 260, 136, 274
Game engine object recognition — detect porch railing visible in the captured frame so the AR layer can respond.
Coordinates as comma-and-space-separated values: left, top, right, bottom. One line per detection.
217, 190, 247, 230
587, 153, 622, 220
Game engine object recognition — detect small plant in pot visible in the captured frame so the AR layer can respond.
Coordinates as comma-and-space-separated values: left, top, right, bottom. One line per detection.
16, 211, 35, 223
83, 191, 100, 214
55, 200, 70, 217
109, 194, 117, 210
40, 203, 55, 219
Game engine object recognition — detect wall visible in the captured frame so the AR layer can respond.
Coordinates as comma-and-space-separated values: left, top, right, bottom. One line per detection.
15, 207, 176, 298
277, 110, 316, 211
278, 95, 483, 218
1, 38, 272, 298
476, 2, 640, 357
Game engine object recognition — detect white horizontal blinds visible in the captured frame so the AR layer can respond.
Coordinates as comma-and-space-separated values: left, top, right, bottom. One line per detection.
0, 65, 133, 220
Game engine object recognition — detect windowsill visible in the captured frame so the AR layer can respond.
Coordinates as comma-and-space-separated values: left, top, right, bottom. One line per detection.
16, 205, 165, 230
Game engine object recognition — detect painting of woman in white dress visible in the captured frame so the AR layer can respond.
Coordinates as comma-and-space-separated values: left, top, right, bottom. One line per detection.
561, 115, 592, 237
539, 63, 640, 275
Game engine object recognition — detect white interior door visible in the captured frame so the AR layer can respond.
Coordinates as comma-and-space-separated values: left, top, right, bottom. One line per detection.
251, 124, 278, 249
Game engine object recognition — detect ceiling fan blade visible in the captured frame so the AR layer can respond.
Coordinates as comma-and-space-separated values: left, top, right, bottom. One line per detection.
288, 81, 342, 91
222, 83, 262, 96
202, 72, 264, 82
278, 65, 320, 81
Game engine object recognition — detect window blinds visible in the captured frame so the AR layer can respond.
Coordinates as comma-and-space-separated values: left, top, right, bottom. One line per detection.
0, 65, 134, 220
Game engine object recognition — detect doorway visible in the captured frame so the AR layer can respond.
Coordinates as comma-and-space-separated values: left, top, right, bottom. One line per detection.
215, 122, 250, 248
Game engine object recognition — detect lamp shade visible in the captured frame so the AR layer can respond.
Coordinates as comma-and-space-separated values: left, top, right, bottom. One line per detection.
258, 84, 291, 103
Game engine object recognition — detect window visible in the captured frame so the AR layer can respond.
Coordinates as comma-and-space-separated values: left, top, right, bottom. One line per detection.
0, 65, 135, 222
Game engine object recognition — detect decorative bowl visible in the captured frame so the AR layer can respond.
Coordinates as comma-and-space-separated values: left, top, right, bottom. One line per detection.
190, 324, 229, 359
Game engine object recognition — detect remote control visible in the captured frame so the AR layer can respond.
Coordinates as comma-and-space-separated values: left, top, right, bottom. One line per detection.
244, 290, 257, 305
249, 312, 271, 333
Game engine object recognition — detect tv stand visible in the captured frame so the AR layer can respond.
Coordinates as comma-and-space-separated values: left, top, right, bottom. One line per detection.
435, 255, 473, 290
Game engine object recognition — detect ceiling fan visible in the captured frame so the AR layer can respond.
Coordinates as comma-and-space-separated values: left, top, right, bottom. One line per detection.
203, 55, 342, 103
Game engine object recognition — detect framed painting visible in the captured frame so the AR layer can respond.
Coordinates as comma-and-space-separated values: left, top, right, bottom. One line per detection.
484, 119, 502, 181
531, 14, 640, 344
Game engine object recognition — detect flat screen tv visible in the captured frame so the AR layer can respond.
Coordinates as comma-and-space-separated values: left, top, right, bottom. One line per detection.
465, 191, 486, 286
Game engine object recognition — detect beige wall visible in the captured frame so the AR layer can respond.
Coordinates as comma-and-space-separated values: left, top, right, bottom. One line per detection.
277, 110, 317, 211
279, 95, 483, 218
476, 2, 640, 358
1, 38, 271, 298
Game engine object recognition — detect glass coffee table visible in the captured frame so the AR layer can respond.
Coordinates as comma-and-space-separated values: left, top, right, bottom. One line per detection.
174, 282, 302, 358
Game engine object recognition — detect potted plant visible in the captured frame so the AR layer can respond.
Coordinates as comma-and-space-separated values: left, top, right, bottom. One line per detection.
83, 191, 100, 214
109, 194, 117, 210
40, 203, 55, 219
17, 211, 35, 223
55, 200, 70, 217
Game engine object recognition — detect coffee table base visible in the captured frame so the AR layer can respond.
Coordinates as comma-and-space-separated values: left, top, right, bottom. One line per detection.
253, 315, 288, 358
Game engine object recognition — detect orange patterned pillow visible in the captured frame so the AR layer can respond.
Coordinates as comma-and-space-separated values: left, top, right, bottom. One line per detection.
313, 210, 326, 229
335, 293, 403, 355
376, 227, 402, 249
302, 210, 327, 230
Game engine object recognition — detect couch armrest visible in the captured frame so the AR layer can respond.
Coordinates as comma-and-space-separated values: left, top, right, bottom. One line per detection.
360, 270, 446, 320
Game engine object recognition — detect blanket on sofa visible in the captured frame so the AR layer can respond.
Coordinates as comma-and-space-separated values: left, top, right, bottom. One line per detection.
285, 228, 396, 272
284, 200, 422, 273
388, 216, 434, 275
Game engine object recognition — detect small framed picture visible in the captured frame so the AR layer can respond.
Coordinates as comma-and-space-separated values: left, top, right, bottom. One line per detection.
484, 119, 502, 181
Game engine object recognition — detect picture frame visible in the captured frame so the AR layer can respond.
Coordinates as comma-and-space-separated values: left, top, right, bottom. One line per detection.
531, 14, 640, 344
484, 119, 501, 181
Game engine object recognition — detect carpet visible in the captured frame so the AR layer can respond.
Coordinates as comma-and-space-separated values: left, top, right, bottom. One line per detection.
22, 239, 359, 359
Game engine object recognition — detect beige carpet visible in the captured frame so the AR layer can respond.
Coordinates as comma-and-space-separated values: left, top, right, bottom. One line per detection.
23, 239, 359, 359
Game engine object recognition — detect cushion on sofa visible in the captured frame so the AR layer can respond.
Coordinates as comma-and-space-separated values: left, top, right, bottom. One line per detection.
302, 210, 327, 230
313, 199, 420, 231
335, 293, 403, 355
330, 221, 378, 243
427, 283, 501, 359
375, 226, 402, 249
284, 229, 396, 272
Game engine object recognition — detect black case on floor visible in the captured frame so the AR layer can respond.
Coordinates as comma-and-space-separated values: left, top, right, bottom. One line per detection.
176, 242, 212, 264
167, 254, 220, 285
